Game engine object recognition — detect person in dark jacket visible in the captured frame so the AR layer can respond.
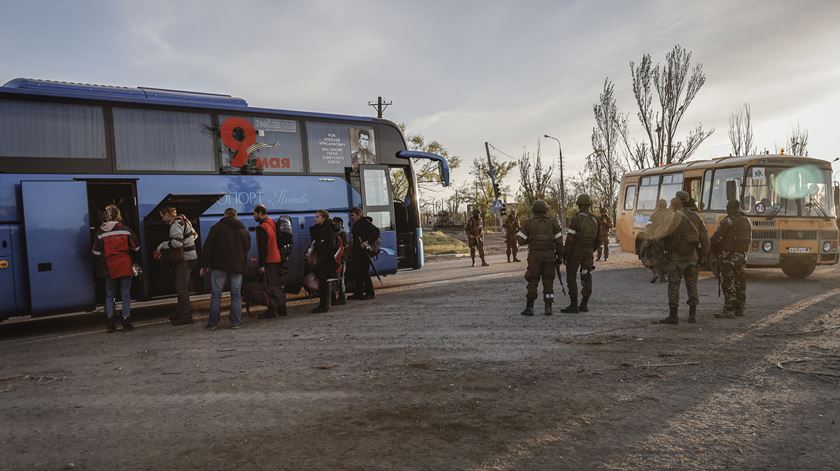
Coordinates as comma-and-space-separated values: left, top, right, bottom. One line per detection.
349, 207, 380, 300
92, 205, 140, 333
308, 210, 338, 313
199, 208, 251, 329
253, 204, 286, 318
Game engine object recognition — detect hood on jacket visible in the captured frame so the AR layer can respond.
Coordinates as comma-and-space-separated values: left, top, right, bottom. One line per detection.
100, 221, 121, 232
220, 216, 246, 230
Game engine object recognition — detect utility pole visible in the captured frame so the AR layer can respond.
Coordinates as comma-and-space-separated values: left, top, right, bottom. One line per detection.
368, 96, 392, 118
485, 141, 503, 229
543, 135, 566, 230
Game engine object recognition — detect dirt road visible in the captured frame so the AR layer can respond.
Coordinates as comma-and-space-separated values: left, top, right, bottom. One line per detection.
1, 252, 838, 470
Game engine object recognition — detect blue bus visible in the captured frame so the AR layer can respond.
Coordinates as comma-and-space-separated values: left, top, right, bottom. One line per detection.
0, 78, 449, 320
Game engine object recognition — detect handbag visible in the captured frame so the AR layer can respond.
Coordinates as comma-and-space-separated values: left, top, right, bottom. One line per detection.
159, 246, 185, 264
132, 263, 143, 279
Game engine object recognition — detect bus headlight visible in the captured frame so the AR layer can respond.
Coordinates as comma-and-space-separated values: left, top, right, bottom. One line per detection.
762, 241, 773, 252
823, 241, 834, 253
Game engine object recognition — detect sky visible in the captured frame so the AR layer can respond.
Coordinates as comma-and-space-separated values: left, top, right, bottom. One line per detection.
1, 0, 839, 194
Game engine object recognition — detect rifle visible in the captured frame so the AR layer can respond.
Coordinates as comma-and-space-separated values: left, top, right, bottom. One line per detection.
368, 254, 383, 285
554, 260, 567, 296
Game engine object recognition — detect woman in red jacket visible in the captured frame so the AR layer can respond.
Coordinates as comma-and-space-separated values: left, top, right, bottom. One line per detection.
92, 205, 140, 332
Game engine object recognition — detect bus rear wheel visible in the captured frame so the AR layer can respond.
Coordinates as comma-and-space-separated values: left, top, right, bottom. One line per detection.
781, 257, 816, 279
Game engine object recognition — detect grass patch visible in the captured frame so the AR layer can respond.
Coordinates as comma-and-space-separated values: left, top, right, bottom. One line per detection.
423, 230, 469, 255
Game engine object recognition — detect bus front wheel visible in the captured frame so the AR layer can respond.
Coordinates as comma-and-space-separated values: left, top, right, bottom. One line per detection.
781, 257, 816, 279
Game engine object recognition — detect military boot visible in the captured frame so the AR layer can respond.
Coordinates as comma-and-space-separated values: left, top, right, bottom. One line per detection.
688, 305, 697, 324
544, 294, 554, 316
579, 296, 590, 313
507, 253, 511, 263
521, 299, 535, 316
120, 317, 134, 332
715, 309, 735, 319
658, 307, 679, 324
734, 309, 744, 317
561, 295, 579, 313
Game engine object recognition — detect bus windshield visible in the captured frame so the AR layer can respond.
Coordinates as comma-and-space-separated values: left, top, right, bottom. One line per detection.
743, 165, 835, 218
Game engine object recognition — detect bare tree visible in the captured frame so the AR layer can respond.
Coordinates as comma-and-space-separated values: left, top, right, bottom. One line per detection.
398, 124, 462, 191
518, 143, 553, 207
728, 103, 754, 156
589, 78, 626, 210
625, 44, 714, 168
785, 123, 809, 156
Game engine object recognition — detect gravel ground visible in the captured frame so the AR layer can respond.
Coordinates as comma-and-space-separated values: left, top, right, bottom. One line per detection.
1, 251, 838, 470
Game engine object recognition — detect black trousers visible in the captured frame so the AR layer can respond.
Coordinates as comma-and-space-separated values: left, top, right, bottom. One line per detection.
351, 254, 374, 297
264, 263, 286, 314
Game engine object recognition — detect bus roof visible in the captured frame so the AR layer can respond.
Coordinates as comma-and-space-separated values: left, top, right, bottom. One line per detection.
1, 77, 376, 123
623, 154, 833, 178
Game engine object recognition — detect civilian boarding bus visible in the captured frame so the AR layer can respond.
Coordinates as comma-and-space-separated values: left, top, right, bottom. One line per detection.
0, 78, 450, 321
616, 155, 839, 279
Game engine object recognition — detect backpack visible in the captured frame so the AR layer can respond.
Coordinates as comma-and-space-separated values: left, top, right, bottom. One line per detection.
276, 216, 294, 257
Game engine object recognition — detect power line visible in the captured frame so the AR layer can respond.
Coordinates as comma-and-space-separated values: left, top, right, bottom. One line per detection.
486, 142, 518, 161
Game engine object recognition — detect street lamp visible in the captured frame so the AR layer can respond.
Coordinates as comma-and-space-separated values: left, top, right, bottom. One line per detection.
544, 134, 566, 229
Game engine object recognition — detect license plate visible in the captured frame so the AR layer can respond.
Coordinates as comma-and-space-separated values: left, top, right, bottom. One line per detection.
788, 247, 810, 254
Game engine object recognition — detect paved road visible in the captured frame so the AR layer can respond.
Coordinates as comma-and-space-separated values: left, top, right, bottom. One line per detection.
1, 251, 838, 470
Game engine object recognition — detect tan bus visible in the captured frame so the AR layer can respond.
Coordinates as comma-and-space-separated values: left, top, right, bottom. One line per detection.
616, 154, 839, 278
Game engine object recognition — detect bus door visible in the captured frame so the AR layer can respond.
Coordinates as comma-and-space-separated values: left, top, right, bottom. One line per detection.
83, 179, 140, 303
359, 165, 398, 275
617, 182, 637, 253
21, 180, 95, 315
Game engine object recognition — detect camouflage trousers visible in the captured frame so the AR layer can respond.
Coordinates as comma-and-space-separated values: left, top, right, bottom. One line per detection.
525, 250, 555, 300
505, 239, 519, 259
596, 240, 609, 260
719, 251, 747, 311
468, 238, 486, 262
666, 261, 699, 308
566, 253, 594, 300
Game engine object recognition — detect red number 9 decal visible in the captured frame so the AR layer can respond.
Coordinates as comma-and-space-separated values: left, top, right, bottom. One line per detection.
220, 117, 257, 168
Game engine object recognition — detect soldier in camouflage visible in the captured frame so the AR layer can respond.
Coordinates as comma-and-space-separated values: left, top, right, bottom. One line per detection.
503, 209, 521, 263
465, 208, 489, 267
561, 194, 601, 314
517, 199, 563, 316
659, 191, 710, 324
596, 206, 613, 262
711, 199, 752, 318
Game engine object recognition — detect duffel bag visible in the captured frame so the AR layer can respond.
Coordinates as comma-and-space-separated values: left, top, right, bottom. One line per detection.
242, 279, 270, 307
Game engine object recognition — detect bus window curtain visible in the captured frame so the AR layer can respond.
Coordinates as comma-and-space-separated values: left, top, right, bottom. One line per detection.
0, 99, 106, 159
113, 108, 214, 172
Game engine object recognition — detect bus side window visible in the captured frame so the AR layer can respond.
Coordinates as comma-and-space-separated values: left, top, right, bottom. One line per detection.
624, 185, 636, 210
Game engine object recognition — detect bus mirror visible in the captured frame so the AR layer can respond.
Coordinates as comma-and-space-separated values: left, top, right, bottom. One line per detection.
396, 150, 451, 187
834, 185, 839, 208
726, 180, 737, 202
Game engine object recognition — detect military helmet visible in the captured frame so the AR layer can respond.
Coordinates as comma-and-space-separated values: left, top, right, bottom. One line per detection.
472, 208, 481, 217
726, 199, 741, 212
575, 194, 592, 207
675, 190, 690, 202
532, 199, 548, 214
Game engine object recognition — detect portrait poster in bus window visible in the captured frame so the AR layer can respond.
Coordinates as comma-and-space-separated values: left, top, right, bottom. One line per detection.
306, 123, 376, 173
350, 127, 376, 170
